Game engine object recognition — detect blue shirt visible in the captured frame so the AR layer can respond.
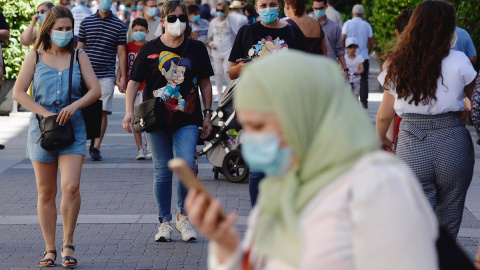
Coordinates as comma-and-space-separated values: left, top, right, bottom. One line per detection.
342, 17, 373, 60
71, 4, 92, 36
453, 27, 476, 58
78, 12, 127, 78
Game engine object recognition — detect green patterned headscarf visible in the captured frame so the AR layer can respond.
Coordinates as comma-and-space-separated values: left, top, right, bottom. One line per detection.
234, 51, 379, 267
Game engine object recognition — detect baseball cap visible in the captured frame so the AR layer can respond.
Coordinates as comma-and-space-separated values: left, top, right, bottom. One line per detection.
352, 4, 365, 15
346, 37, 359, 48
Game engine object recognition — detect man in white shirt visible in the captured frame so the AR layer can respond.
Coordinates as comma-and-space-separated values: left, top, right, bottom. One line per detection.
325, 0, 343, 28
342, 4, 373, 109
71, 0, 92, 44
228, 0, 248, 35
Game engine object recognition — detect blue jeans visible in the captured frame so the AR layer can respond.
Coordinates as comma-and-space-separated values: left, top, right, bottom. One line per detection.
249, 171, 265, 207
146, 125, 199, 223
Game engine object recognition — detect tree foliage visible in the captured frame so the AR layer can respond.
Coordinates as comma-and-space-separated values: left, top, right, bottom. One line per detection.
0, 0, 44, 80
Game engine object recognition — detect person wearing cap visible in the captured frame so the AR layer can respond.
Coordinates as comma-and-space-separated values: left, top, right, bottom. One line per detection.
345, 37, 364, 100
126, 0, 161, 42
71, 0, 92, 45
228, 0, 248, 35
341, 4, 373, 109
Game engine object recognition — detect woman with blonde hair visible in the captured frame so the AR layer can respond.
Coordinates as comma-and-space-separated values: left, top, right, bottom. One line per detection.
12, 5, 100, 267
20, 2, 55, 46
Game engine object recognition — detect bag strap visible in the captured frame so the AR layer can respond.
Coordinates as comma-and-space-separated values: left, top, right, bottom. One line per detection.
68, 50, 74, 105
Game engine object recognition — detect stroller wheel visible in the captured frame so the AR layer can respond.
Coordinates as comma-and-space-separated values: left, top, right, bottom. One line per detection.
222, 149, 249, 183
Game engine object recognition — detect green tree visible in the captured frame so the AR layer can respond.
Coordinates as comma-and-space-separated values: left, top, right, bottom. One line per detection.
0, 0, 44, 80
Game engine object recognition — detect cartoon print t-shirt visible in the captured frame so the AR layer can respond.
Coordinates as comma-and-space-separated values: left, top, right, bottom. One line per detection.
228, 21, 306, 62
129, 37, 214, 130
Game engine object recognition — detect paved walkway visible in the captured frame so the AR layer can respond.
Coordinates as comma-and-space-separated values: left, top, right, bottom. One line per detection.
0, 61, 479, 269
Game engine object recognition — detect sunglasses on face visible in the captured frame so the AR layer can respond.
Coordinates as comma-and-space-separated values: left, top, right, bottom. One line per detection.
216, 9, 224, 12
166, 14, 188, 23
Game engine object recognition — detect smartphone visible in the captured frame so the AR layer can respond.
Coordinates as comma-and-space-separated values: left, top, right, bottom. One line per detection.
168, 158, 226, 220
238, 58, 252, 62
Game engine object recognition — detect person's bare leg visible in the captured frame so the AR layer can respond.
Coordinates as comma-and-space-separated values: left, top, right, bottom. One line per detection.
58, 154, 84, 264
134, 130, 143, 150
32, 160, 58, 266
94, 111, 108, 149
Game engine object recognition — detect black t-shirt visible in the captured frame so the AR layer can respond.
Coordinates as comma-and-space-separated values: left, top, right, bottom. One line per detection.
0, 12, 9, 30
129, 37, 214, 130
228, 22, 306, 62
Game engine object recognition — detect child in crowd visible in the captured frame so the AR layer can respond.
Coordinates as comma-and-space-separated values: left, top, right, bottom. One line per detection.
345, 37, 364, 100
122, 17, 151, 160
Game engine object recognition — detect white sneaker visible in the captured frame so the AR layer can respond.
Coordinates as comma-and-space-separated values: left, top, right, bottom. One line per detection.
145, 147, 152, 159
155, 222, 173, 242
136, 148, 146, 160
176, 216, 197, 242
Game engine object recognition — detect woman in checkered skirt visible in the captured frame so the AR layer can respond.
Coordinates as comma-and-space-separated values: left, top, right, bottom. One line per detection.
376, 0, 477, 238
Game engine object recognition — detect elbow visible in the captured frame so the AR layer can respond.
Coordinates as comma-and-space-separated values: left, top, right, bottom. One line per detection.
94, 89, 102, 100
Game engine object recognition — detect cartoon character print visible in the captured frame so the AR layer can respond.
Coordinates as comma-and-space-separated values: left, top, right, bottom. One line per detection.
248, 36, 289, 59
147, 51, 192, 112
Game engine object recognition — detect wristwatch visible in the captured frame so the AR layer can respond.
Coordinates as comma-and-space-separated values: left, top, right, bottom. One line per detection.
203, 109, 213, 116
343, 68, 349, 72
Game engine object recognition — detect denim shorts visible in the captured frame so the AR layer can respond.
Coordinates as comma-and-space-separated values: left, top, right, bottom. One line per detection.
26, 112, 87, 162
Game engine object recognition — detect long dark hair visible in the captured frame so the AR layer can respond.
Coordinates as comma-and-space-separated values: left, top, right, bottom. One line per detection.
34, 6, 75, 52
384, 0, 456, 106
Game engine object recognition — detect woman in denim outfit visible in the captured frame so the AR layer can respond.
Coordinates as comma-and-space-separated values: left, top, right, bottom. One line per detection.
12, 6, 100, 268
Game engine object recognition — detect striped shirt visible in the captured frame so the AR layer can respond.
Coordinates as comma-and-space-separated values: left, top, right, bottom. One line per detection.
78, 12, 127, 78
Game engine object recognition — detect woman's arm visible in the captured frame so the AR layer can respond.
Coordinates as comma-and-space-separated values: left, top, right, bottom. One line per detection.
122, 80, 141, 133
228, 61, 247, 80
56, 50, 101, 126
375, 92, 395, 152
12, 50, 53, 117
199, 77, 213, 139
20, 16, 38, 46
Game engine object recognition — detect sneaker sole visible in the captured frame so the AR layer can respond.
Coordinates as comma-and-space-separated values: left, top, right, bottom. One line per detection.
136, 157, 145, 160
176, 227, 197, 242
155, 237, 171, 242
91, 158, 102, 161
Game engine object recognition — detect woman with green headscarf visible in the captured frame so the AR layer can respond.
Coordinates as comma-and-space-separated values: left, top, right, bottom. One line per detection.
185, 51, 438, 270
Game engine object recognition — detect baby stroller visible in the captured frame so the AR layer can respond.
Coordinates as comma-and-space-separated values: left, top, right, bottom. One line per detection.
196, 79, 250, 183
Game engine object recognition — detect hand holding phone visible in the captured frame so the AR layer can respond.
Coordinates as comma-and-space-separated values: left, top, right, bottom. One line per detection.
236, 58, 252, 63
168, 158, 225, 220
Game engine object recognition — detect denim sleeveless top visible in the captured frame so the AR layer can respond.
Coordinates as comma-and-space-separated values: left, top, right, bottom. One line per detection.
26, 50, 87, 161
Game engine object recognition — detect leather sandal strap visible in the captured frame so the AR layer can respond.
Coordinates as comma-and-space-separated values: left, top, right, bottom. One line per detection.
43, 250, 57, 258
39, 258, 55, 264
63, 256, 77, 263
63, 245, 75, 251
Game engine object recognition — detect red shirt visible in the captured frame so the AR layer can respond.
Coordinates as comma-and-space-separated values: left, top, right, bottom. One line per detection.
126, 41, 146, 91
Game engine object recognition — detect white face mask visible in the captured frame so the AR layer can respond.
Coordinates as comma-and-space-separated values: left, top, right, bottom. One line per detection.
167, 18, 186, 37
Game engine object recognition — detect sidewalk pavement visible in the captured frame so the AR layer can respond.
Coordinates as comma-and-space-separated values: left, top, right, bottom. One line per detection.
0, 62, 479, 269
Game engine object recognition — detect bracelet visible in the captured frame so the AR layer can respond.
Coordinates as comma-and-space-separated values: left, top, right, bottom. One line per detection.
343, 68, 349, 72
203, 109, 213, 116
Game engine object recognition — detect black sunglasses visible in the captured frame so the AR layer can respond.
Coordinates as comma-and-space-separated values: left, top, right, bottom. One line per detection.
166, 14, 188, 23
216, 9, 224, 12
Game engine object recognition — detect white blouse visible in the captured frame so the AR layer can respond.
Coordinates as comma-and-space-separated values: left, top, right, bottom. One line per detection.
378, 50, 477, 117
208, 151, 439, 270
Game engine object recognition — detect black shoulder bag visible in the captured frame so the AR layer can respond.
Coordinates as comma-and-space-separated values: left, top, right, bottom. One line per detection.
134, 37, 190, 133
35, 52, 76, 151
75, 49, 103, 140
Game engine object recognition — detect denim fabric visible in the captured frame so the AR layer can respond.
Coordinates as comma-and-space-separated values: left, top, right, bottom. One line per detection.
26, 53, 87, 162
146, 125, 199, 223
249, 171, 265, 207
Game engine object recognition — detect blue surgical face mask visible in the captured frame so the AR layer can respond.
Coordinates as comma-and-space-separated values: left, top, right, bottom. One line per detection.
314, 9, 326, 18
125, 7, 130, 12
38, 13, 46, 23
242, 132, 293, 177
51, 30, 73, 47
308, 13, 315, 18
99, 0, 112, 12
137, 5, 143, 11
132, 31, 147, 41
147, 7, 157, 17
216, 11, 225, 18
258, 7, 279, 25
132, 5, 136, 10
193, 14, 201, 22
